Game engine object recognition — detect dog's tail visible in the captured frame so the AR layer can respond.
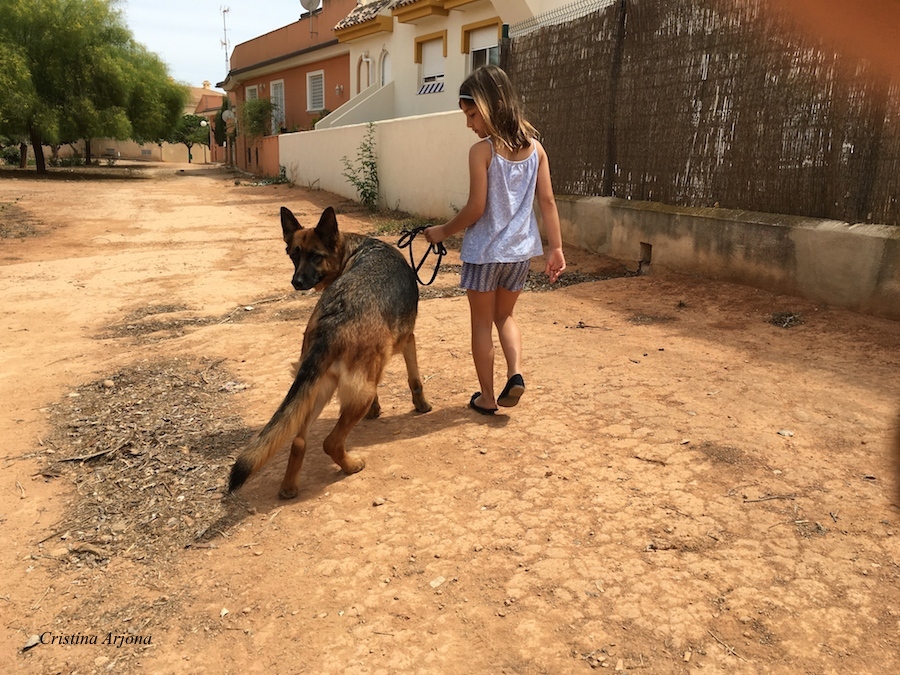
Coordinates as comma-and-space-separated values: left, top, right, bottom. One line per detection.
228, 343, 330, 493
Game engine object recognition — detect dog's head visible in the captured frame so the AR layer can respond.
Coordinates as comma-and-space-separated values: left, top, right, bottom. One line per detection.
280, 206, 343, 291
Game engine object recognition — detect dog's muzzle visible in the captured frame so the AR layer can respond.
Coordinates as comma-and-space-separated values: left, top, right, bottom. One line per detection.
292, 271, 320, 291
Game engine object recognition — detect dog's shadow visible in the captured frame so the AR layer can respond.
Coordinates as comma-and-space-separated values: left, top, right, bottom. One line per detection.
352, 399, 509, 448
229, 402, 507, 510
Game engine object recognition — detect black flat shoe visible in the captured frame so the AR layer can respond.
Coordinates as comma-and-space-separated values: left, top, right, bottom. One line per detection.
497, 374, 525, 407
469, 392, 497, 415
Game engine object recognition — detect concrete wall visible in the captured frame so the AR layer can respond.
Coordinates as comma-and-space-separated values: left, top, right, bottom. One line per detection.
40, 139, 207, 164
279, 115, 900, 320
556, 197, 900, 321
257, 135, 281, 179
317, 81, 396, 129
281, 109, 472, 217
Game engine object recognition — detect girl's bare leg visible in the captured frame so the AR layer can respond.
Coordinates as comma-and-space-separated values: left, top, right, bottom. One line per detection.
467, 289, 498, 409
494, 287, 523, 379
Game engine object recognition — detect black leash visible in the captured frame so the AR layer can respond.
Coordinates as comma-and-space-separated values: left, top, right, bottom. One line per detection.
397, 226, 446, 286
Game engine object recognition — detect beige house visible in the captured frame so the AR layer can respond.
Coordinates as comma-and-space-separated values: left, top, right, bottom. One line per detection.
217, 0, 572, 174
276, 0, 596, 212
322, 0, 578, 127
325, 0, 505, 127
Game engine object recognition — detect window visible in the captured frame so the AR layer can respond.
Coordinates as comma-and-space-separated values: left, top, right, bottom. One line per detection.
471, 43, 499, 70
245, 85, 259, 101
270, 80, 285, 132
464, 23, 500, 72
357, 56, 372, 93
380, 51, 392, 86
421, 39, 444, 83
415, 31, 447, 86
307, 70, 325, 112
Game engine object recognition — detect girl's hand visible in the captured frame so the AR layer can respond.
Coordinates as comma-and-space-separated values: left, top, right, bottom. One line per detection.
424, 225, 445, 244
545, 248, 566, 283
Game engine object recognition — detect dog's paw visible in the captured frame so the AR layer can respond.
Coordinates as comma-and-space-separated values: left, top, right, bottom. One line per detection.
365, 399, 382, 419
412, 389, 432, 413
340, 453, 366, 475
278, 487, 299, 500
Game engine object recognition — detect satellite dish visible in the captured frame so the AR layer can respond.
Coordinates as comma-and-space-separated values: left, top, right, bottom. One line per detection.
222, 110, 234, 121
300, 0, 320, 12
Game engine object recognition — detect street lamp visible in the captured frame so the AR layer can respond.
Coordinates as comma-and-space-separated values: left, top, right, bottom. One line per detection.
200, 120, 209, 164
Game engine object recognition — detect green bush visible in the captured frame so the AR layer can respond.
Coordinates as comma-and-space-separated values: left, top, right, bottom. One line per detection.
341, 122, 379, 211
1, 146, 21, 165
240, 98, 276, 140
58, 155, 85, 167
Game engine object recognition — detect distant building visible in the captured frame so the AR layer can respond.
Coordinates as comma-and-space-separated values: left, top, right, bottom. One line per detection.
216, 0, 571, 175
45, 81, 227, 164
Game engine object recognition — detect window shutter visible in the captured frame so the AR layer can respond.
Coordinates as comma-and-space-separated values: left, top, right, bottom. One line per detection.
421, 39, 444, 81
469, 26, 497, 52
271, 81, 285, 130
307, 72, 324, 111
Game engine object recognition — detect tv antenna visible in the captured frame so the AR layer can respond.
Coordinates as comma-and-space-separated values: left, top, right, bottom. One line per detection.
221, 6, 231, 72
300, 0, 321, 37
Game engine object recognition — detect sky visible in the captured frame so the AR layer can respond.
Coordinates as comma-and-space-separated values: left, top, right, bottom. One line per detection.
120, 0, 318, 89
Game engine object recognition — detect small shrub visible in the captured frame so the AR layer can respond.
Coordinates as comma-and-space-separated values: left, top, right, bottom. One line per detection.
1, 145, 21, 166
58, 155, 86, 167
341, 122, 378, 210
240, 98, 276, 140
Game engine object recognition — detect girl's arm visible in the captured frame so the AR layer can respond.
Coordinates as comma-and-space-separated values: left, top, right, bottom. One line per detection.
534, 140, 566, 283
424, 140, 491, 244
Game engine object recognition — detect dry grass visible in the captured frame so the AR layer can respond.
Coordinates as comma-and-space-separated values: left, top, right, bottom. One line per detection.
0, 201, 42, 238
38, 357, 253, 567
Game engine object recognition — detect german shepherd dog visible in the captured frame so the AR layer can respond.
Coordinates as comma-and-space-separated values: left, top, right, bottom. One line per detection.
228, 206, 432, 499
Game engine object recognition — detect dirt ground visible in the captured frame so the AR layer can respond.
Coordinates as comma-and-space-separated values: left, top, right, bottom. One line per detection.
1, 162, 898, 675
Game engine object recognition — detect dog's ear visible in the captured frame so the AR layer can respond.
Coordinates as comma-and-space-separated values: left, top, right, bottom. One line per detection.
314, 207, 339, 249
281, 207, 302, 250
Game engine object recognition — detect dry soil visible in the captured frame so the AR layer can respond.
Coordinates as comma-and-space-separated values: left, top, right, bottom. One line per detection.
1, 162, 898, 675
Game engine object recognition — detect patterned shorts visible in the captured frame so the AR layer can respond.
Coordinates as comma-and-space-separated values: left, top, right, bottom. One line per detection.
460, 260, 531, 293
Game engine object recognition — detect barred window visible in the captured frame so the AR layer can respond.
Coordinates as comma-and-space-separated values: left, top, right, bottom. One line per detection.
307, 71, 325, 112
270, 80, 285, 132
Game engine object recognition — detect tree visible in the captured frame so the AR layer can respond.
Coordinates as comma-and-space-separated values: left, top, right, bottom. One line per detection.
240, 98, 276, 142
213, 98, 230, 147
215, 99, 237, 166
0, 0, 187, 173
0, 39, 32, 131
168, 114, 210, 163
124, 44, 188, 144
0, 1, 45, 168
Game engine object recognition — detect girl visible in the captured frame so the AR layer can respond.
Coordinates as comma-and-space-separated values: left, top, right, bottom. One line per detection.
424, 65, 566, 415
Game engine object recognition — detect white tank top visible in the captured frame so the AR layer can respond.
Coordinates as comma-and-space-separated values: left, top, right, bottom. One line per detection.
460, 138, 544, 265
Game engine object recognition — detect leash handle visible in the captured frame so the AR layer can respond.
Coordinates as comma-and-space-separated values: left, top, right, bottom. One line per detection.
397, 225, 446, 286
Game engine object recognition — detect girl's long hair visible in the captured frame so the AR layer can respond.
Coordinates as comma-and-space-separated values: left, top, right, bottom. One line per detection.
459, 65, 538, 153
